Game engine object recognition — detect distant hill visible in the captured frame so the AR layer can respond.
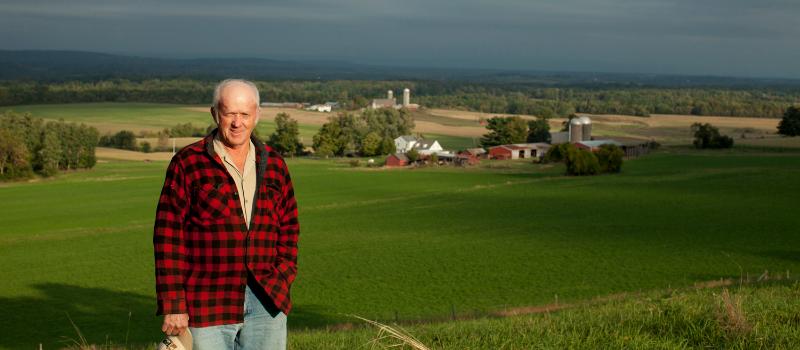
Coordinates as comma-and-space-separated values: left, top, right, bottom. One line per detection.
2, 50, 800, 87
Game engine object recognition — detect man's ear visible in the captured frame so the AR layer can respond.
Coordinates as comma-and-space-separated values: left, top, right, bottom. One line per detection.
210, 107, 219, 125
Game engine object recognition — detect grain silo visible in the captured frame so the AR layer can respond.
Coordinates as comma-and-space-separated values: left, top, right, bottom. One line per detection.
579, 116, 592, 141
569, 118, 583, 143
387, 90, 394, 100
403, 88, 410, 106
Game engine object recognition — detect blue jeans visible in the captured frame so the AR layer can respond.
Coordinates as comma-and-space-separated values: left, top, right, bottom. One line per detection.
189, 284, 287, 350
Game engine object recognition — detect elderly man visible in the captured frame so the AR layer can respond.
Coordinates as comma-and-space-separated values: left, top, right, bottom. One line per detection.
154, 79, 299, 349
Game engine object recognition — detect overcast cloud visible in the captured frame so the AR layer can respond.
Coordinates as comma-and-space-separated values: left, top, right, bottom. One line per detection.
1, 0, 798, 78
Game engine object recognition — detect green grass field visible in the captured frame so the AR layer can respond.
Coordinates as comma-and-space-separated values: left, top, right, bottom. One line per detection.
1, 148, 800, 349
290, 280, 800, 349
2, 103, 322, 143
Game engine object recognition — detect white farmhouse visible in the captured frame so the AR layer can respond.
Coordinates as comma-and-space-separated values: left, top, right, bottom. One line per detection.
413, 139, 444, 155
394, 135, 418, 153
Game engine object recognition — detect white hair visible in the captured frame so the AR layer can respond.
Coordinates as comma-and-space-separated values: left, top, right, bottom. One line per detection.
211, 78, 261, 115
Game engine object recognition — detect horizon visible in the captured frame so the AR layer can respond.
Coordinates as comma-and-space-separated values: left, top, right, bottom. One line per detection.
1, 0, 799, 80
4, 48, 800, 83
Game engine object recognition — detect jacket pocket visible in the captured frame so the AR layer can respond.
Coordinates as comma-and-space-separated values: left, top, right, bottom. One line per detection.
191, 182, 233, 224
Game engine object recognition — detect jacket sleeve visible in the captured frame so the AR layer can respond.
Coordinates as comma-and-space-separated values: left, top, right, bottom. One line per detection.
153, 158, 190, 315
276, 160, 300, 286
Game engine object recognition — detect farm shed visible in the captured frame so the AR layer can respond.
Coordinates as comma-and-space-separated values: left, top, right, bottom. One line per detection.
488, 143, 550, 160
462, 148, 487, 158
455, 153, 480, 166
385, 153, 409, 167
575, 140, 623, 152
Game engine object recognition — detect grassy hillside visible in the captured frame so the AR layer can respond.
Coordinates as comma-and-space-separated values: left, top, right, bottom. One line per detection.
1, 149, 799, 349
291, 280, 800, 349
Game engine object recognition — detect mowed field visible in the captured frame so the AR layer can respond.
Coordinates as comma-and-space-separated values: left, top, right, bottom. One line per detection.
1, 150, 800, 348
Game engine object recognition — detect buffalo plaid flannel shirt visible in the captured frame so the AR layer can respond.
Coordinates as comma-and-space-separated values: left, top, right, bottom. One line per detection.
153, 132, 299, 327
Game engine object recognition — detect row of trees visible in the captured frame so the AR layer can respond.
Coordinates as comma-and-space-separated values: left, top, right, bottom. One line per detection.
312, 108, 413, 157
480, 116, 551, 147
2, 79, 797, 118
0, 112, 98, 179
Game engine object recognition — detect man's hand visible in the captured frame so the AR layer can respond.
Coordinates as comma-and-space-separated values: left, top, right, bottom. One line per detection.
162, 313, 189, 336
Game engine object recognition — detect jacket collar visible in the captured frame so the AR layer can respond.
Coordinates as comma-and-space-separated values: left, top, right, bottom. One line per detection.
204, 129, 268, 178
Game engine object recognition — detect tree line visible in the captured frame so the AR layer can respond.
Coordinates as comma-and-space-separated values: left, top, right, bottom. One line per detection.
1, 79, 797, 118
312, 108, 412, 157
0, 111, 98, 179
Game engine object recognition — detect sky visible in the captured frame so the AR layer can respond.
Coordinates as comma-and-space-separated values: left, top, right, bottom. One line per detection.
1, 0, 799, 78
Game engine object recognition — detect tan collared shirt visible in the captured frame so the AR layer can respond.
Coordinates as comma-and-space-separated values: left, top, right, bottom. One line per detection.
213, 136, 257, 229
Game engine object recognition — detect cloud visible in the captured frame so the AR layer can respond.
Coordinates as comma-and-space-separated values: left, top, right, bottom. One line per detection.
0, 0, 798, 77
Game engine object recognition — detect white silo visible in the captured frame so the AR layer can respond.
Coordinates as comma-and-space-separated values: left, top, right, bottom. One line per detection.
579, 116, 592, 141
569, 118, 583, 143
403, 88, 410, 106
387, 90, 393, 100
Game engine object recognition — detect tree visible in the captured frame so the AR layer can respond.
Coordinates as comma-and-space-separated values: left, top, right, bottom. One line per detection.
544, 143, 570, 163
268, 113, 304, 157
359, 132, 382, 156
379, 137, 396, 155
140, 141, 152, 153
526, 119, 551, 143
565, 145, 600, 176
406, 148, 419, 163
39, 125, 62, 176
691, 123, 734, 149
0, 128, 31, 179
777, 106, 800, 136
596, 144, 624, 173
480, 116, 528, 147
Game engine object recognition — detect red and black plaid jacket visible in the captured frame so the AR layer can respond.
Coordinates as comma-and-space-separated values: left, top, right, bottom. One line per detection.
153, 131, 299, 327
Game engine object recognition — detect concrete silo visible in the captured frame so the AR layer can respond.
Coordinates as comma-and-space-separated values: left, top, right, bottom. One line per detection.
569, 118, 583, 143
579, 116, 592, 141
403, 88, 410, 106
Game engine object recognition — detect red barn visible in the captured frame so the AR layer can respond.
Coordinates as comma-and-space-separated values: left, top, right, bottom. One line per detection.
385, 153, 409, 167
488, 145, 513, 159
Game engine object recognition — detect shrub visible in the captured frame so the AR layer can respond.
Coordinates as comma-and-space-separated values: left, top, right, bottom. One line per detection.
544, 143, 570, 163
407, 149, 419, 163
140, 141, 152, 153
691, 123, 734, 149
596, 144, 624, 173
565, 145, 600, 176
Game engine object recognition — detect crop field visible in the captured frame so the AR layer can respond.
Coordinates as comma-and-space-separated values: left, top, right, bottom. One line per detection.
1, 147, 800, 349
6, 102, 795, 150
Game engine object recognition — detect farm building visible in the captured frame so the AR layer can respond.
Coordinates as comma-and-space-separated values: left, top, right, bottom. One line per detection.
455, 153, 480, 166
261, 102, 303, 108
575, 140, 623, 152
462, 148, 487, 158
371, 98, 396, 109
394, 136, 446, 155
488, 143, 550, 160
550, 131, 570, 144
394, 135, 418, 153
306, 104, 332, 112
385, 153, 409, 167
413, 139, 444, 155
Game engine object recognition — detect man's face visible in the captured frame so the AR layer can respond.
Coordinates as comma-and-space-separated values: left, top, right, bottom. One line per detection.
213, 83, 259, 149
